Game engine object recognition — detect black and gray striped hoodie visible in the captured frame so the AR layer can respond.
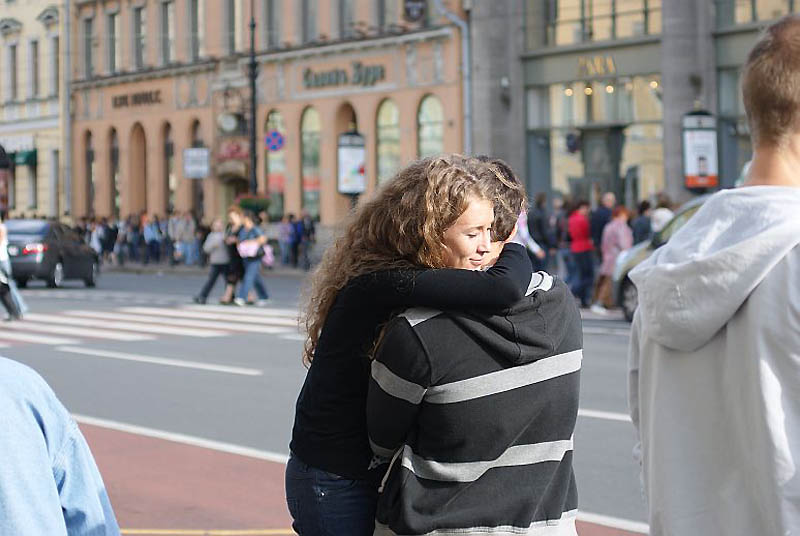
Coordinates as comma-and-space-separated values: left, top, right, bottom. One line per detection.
367, 272, 582, 536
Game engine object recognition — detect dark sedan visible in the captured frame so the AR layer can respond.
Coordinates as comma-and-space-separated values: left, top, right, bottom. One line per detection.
6, 219, 99, 288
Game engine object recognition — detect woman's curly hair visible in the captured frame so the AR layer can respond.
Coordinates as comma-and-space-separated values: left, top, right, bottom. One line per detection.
300, 154, 507, 366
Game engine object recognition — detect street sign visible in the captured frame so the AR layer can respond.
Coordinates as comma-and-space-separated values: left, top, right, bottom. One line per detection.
338, 133, 366, 195
183, 148, 210, 179
265, 130, 285, 152
682, 110, 718, 190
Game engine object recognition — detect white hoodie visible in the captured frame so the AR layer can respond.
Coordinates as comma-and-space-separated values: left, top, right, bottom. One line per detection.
628, 186, 800, 536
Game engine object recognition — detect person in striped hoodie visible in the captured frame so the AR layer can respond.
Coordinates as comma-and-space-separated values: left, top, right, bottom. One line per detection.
367, 161, 583, 536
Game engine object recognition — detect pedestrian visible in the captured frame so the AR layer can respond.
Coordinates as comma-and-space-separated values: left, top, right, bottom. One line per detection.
368, 234, 581, 536
142, 214, 162, 264
567, 200, 594, 308
166, 211, 181, 265
650, 193, 674, 234
278, 214, 293, 266
234, 211, 269, 306
126, 214, 140, 263
286, 155, 533, 535
527, 191, 553, 271
194, 218, 229, 304
590, 192, 615, 261
0, 217, 21, 320
290, 213, 303, 268
628, 15, 800, 536
631, 200, 652, 244
220, 206, 244, 304
554, 196, 574, 284
591, 205, 632, 314
179, 212, 197, 266
112, 217, 127, 266
89, 220, 104, 257
0, 357, 120, 534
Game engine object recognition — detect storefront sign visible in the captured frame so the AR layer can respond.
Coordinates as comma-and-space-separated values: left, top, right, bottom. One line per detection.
338, 133, 366, 195
112, 90, 162, 108
577, 55, 616, 78
303, 62, 386, 89
218, 139, 249, 161
682, 110, 718, 190
183, 148, 210, 179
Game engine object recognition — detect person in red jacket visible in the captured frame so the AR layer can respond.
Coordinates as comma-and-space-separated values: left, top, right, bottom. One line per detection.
568, 200, 594, 308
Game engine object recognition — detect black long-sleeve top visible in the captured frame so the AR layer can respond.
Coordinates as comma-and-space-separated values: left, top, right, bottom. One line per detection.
288, 243, 533, 482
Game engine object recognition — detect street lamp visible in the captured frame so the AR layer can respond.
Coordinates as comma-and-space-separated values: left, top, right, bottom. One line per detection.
248, 0, 258, 195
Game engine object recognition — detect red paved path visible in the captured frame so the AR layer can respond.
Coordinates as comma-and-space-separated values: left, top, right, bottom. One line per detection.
80, 423, 645, 536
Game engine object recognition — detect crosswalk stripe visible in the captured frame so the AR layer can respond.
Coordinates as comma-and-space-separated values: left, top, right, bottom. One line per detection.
119, 307, 299, 327
55, 346, 263, 376
11, 313, 227, 338
0, 331, 79, 345
7, 317, 155, 342
182, 304, 298, 318
0, 342, 11, 348
65, 311, 295, 334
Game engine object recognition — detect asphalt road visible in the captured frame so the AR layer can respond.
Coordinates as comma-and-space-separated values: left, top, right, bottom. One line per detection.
0, 269, 646, 535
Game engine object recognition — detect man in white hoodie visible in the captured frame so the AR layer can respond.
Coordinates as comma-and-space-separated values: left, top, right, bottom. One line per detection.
628, 15, 800, 536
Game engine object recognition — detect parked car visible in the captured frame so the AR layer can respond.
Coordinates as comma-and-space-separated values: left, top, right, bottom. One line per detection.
6, 219, 99, 288
613, 195, 710, 322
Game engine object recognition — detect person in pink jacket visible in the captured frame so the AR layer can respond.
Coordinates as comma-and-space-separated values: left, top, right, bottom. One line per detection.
592, 206, 632, 313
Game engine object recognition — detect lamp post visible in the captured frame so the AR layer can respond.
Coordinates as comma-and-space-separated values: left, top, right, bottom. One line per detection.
248, 0, 258, 195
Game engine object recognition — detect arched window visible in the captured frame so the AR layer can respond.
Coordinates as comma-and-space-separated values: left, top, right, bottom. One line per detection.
190, 120, 204, 221
163, 123, 175, 214
376, 99, 401, 184
110, 129, 120, 218
300, 107, 321, 220
265, 110, 286, 221
417, 94, 444, 158
85, 131, 95, 217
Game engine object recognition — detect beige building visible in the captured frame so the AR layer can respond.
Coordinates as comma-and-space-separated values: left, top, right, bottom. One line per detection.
71, 0, 465, 225
0, 3, 67, 218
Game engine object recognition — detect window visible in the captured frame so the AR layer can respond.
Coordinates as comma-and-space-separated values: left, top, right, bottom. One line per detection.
108, 13, 121, 73
110, 129, 120, 218
190, 0, 205, 60
226, 0, 237, 54
52, 36, 59, 96
9, 44, 17, 100
302, 0, 317, 42
417, 95, 444, 157
339, 0, 355, 38
27, 159, 37, 209
265, 0, 281, 48
161, 1, 175, 64
30, 40, 39, 97
265, 111, 287, 220
377, 0, 398, 30
542, 0, 661, 47
163, 124, 175, 213
300, 107, 321, 220
133, 6, 146, 69
190, 121, 204, 220
85, 132, 95, 216
716, 0, 796, 26
83, 18, 94, 77
376, 99, 401, 184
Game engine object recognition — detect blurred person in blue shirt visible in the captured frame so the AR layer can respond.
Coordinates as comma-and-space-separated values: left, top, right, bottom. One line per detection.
0, 357, 120, 535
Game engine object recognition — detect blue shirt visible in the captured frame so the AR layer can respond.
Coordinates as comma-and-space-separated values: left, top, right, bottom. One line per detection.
0, 357, 120, 535
237, 226, 263, 242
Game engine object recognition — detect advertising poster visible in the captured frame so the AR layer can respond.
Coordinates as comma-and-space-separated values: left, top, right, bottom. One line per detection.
682, 113, 719, 189
338, 133, 366, 195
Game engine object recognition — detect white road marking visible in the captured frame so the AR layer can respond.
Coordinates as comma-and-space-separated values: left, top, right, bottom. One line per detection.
5, 319, 154, 342
72, 414, 288, 463
120, 307, 299, 327
583, 326, 631, 337
0, 331, 80, 345
577, 511, 649, 534
578, 408, 632, 423
15, 312, 227, 338
56, 346, 263, 376
0, 342, 9, 348
65, 310, 295, 334
182, 304, 298, 317
280, 333, 306, 341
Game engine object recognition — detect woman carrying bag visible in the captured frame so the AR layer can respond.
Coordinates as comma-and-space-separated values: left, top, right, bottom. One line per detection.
234, 211, 269, 306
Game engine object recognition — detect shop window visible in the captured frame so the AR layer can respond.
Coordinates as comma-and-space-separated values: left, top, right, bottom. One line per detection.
300, 107, 321, 220
190, 120, 205, 221
85, 131, 95, 216
376, 99, 401, 184
265, 111, 287, 221
163, 123, 175, 214
543, 0, 660, 46
110, 129, 120, 219
417, 95, 444, 158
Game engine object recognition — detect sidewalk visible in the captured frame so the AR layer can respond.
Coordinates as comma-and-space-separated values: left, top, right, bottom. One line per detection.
103, 261, 311, 279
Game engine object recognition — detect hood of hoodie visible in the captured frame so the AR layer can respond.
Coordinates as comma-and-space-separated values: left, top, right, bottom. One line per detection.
448, 273, 583, 366
629, 186, 800, 352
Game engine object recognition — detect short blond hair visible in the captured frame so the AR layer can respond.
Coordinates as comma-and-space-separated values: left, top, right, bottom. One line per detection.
742, 15, 800, 147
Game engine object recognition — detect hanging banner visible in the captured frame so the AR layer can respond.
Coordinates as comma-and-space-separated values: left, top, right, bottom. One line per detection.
682, 111, 718, 190
337, 133, 366, 195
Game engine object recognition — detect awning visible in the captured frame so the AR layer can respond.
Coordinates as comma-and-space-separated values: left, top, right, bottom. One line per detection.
14, 149, 36, 167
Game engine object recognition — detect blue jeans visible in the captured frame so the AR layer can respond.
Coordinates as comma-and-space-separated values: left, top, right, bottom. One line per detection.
237, 258, 268, 300
285, 454, 377, 536
571, 250, 595, 307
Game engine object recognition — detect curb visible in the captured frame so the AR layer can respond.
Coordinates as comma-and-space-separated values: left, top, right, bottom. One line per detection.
103, 264, 312, 279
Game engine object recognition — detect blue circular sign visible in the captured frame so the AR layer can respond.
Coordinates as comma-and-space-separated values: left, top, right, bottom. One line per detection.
265, 130, 285, 152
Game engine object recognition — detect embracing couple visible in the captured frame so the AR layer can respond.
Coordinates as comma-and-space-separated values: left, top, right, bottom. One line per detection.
285, 154, 582, 536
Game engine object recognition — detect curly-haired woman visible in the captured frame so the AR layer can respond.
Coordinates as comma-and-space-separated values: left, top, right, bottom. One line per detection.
285, 155, 532, 535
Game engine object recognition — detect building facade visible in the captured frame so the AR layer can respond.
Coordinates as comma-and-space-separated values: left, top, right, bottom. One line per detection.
70, 0, 464, 226
517, 0, 800, 207
0, 2, 67, 218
